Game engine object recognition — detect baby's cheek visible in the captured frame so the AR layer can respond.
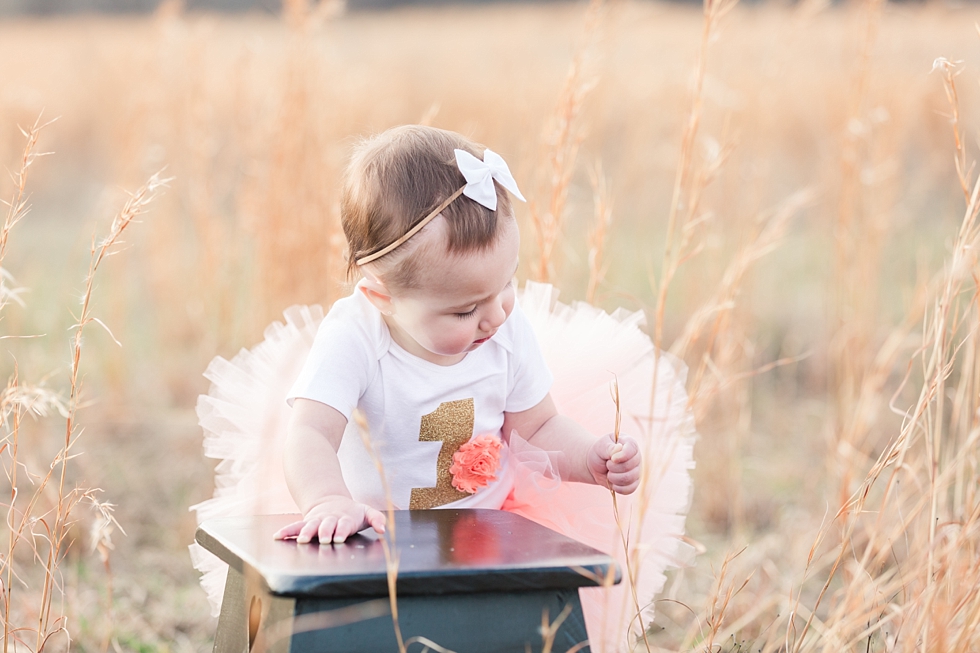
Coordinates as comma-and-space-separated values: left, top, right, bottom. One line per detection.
451, 330, 479, 351
432, 326, 475, 354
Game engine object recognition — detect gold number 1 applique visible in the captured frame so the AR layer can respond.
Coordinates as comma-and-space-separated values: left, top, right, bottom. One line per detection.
409, 398, 474, 509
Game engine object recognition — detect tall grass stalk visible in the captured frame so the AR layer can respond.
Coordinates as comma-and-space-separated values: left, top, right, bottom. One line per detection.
249, 411, 411, 652
830, 0, 889, 511
652, 0, 738, 353
639, 0, 737, 567
630, 0, 754, 646
786, 56, 980, 653
605, 376, 654, 653
674, 189, 813, 416
40, 170, 165, 650
0, 117, 51, 276
352, 410, 407, 653
530, 0, 605, 284
1, 118, 62, 653
586, 164, 612, 305
1, 125, 163, 649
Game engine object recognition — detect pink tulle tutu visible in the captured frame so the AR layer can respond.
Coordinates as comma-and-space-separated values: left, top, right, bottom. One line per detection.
190, 282, 696, 653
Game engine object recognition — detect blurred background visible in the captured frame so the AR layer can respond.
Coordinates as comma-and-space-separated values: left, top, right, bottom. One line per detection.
2, 0, 980, 650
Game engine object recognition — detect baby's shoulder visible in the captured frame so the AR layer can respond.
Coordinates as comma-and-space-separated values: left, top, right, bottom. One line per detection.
314, 289, 389, 360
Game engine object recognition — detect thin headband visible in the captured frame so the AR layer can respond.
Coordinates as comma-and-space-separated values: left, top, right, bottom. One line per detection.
354, 148, 526, 267
355, 187, 465, 266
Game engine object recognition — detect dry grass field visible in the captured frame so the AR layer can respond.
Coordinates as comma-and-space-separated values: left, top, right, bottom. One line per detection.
2, 0, 980, 650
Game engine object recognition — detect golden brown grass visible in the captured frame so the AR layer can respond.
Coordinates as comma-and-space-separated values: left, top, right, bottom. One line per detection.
2, 0, 980, 651
1, 118, 163, 651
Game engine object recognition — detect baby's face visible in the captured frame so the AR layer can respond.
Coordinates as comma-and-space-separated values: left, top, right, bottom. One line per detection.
385, 218, 520, 366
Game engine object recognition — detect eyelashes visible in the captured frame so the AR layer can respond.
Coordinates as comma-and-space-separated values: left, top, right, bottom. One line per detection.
453, 281, 515, 321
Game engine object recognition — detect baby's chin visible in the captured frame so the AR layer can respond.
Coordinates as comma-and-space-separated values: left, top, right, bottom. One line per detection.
422, 341, 477, 358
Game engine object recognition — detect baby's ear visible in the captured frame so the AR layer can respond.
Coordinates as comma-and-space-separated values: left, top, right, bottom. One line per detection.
358, 276, 395, 315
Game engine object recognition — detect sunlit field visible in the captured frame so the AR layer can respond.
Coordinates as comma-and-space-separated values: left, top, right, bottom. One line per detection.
3, 0, 980, 650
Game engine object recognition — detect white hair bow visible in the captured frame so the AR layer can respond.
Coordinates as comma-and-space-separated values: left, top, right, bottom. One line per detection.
355, 147, 526, 266
454, 148, 526, 211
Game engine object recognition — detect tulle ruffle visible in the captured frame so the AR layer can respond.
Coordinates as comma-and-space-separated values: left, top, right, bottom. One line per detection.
508, 283, 696, 653
189, 305, 322, 615
190, 283, 696, 652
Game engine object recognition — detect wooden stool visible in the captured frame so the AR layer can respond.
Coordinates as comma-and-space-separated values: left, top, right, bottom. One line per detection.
197, 509, 618, 653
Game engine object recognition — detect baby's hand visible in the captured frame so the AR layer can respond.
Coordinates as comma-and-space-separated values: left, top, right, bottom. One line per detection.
587, 434, 641, 494
273, 496, 387, 544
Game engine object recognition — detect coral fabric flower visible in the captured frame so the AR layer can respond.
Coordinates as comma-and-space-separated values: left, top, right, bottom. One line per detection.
450, 434, 503, 494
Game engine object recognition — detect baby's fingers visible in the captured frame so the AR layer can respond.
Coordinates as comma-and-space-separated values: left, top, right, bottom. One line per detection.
315, 516, 339, 544
607, 452, 640, 475
607, 467, 640, 495
365, 507, 387, 534
332, 516, 355, 543
296, 518, 323, 544
273, 520, 307, 541
609, 437, 639, 465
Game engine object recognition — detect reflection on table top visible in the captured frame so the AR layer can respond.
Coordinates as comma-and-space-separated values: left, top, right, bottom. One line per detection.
196, 509, 619, 598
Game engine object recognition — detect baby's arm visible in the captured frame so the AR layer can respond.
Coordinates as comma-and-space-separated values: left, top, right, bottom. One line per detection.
503, 393, 641, 494
273, 398, 386, 543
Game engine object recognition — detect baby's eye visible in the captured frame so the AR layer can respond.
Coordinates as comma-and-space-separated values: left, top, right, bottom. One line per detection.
454, 307, 478, 320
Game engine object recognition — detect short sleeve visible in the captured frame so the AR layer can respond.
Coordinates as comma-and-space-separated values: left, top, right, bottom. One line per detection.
504, 302, 554, 413
286, 294, 381, 419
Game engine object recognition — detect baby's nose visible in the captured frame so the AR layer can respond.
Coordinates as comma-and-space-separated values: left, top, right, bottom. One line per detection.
480, 299, 507, 332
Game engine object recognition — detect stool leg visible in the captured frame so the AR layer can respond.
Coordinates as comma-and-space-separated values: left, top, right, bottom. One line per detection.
551, 589, 590, 652
213, 566, 248, 653
255, 594, 297, 653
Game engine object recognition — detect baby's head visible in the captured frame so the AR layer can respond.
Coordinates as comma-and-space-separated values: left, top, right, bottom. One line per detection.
341, 125, 523, 362
342, 125, 515, 291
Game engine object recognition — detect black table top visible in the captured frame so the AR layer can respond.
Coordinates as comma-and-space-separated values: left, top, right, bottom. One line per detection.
196, 509, 619, 598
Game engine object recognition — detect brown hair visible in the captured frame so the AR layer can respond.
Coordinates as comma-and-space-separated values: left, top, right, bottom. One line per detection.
342, 125, 514, 290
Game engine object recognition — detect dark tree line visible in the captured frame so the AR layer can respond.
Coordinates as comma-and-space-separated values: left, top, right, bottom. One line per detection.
4, 0, 579, 15
0, 0, 943, 17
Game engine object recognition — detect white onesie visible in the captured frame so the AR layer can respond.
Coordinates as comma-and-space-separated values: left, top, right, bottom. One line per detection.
287, 284, 553, 511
